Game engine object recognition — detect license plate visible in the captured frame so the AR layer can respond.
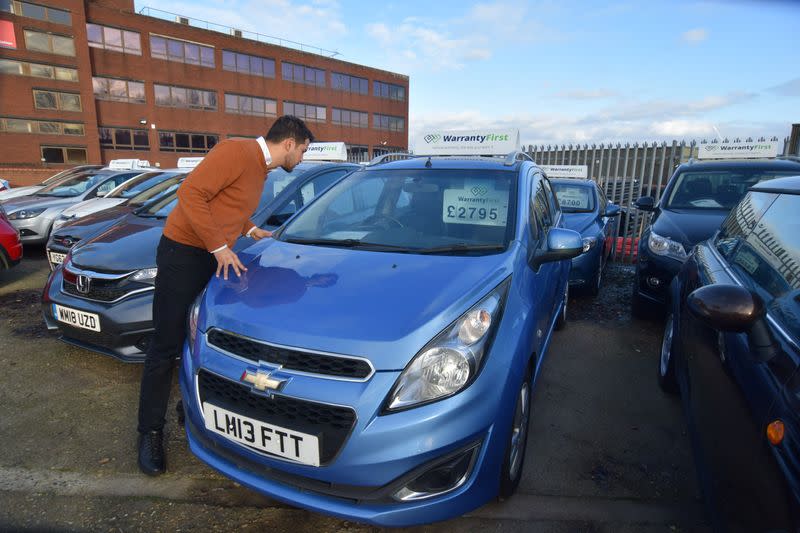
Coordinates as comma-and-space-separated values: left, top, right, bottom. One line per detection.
53, 304, 101, 332
202, 402, 320, 466
48, 250, 66, 267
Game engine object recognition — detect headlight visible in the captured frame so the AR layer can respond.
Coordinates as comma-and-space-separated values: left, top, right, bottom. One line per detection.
648, 231, 687, 261
384, 278, 510, 412
188, 289, 206, 351
129, 268, 158, 284
8, 207, 46, 220
581, 237, 597, 253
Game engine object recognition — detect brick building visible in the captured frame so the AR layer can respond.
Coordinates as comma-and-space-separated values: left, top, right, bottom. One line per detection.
0, 0, 409, 186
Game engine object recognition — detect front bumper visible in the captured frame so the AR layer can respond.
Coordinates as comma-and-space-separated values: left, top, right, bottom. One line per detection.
180, 332, 522, 526
41, 267, 155, 362
12, 215, 56, 244
568, 246, 601, 287
634, 244, 683, 306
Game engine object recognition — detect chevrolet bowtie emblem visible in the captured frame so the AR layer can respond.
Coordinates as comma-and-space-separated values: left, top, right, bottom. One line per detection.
241, 368, 286, 392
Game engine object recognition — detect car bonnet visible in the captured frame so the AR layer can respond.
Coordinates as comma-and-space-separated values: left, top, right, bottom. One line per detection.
69, 213, 164, 271
200, 239, 514, 371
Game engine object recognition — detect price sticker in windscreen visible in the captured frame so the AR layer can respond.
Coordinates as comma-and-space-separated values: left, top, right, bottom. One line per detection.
557, 187, 589, 209
442, 186, 508, 226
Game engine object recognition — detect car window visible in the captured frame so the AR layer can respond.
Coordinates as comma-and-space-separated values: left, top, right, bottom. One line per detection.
725, 193, 800, 332
281, 169, 516, 252
37, 171, 103, 197
116, 172, 177, 198
95, 172, 140, 196
597, 185, 608, 214
300, 169, 352, 205
542, 178, 560, 219
128, 174, 185, 205
530, 180, 550, 240
551, 182, 596, 213
666, 169, 797, 210
258, 163, 316, 212
715, 191, 778, 259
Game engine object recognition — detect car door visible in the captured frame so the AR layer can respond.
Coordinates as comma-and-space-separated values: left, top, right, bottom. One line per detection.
595, 185, 614, 260
527, 173, 559, 346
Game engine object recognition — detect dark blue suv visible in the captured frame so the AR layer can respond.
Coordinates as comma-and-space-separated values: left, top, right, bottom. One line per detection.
632, 158, 800, 316
659, 175, 800, 531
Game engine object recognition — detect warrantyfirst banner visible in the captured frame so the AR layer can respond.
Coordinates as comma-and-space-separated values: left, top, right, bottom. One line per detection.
415, 130, 520, 156
697, 141, 780, 160
539, 165, 588, 178
303, 142, 348, 161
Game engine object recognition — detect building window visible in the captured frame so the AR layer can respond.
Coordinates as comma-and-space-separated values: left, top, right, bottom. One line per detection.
40, 145, 88, 164
92, 77, 145, 104
0, 58, 77, 81
331, 72, 368, 95
33, 89, 81, 111
332, 108, 368, 128
23, 29, 75, 56
2, 1, 71, 24
373, 113, 405, 132
154, 84, 217, 111
0, 117, 84, 135
98, 126, 149, 150
150, 35, 214, 68
283, 101, 326, 122
222, 50, 275, 78
281, 61, 325, 87
158, 131, 218, 153
85, 24, 141, 55
224, 93, 277, 117
373, 81, 406, 101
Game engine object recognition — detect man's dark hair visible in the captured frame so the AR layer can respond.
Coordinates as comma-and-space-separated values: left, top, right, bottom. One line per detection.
265, 115, 315, 144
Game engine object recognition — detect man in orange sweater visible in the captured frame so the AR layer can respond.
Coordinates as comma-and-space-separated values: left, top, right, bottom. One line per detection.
137, 116, 313, 475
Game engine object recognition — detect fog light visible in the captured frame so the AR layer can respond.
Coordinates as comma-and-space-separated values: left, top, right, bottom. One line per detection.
767, 420, 785, 446
647, 276, 662, 288
393, 442, 480, 501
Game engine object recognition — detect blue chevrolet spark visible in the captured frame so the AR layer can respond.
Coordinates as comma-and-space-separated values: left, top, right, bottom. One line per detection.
180, 151, 583, 526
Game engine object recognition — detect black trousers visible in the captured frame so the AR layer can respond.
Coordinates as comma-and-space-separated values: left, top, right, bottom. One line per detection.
137, 236, 217, 433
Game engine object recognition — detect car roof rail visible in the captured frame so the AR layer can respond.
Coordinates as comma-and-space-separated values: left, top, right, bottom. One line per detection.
777, 154, 800, 163
365, 152, 415, 166
504, 151, 534, 166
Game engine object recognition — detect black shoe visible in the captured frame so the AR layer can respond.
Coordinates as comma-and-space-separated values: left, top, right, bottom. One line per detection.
138, 430, 165, 476
175, 399, 185, 426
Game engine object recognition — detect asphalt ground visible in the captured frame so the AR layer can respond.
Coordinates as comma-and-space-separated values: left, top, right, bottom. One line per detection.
0, 246, 708, 532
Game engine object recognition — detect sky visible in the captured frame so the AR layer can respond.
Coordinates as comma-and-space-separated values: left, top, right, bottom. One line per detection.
134, 0, 799, 148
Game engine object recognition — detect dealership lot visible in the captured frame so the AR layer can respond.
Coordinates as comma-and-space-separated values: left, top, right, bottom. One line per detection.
0, 248, 706, 531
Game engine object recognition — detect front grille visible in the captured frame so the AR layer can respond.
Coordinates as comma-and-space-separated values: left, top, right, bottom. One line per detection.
207, 329, 372, 379
62, 276, 151, 303
52, 235, 80, 249
198, 370, 356, 465
59, 324, 119, 350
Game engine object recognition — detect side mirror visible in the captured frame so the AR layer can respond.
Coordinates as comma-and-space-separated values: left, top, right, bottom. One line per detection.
604, 204, 621, 217
687, 284, 777, 361
635, 196, 656, 212
529, 228, 583, 269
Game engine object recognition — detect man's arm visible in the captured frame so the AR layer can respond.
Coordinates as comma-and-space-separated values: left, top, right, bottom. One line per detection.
177, 141, 247, 251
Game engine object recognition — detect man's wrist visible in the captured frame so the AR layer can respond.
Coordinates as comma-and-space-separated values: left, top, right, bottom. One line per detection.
245, 226, 257, 238
210, 244, 228, 254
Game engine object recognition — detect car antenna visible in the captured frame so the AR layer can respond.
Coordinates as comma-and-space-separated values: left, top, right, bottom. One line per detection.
425, 157, 432, 168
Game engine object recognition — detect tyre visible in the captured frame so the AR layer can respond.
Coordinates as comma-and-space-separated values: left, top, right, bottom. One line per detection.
499, 362, 533, 499
658, 313, 679, 394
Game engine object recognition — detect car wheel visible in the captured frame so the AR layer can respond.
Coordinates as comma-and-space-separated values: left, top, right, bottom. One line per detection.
658, 313, 679, 394
555, 284, 568, 330
499, 362, 533, 500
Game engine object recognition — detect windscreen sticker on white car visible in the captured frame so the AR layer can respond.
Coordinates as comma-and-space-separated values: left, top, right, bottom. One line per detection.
442, 187, 508, 226
556, 187, 590, 209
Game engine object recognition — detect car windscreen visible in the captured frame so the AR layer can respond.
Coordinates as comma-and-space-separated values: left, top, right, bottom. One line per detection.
137, 191, 178, 218
113, 172, 178, 198
36, 171, 106, 197
128, 174, 185, 205
279, 168, 516, 255
666, 169, 799, 210
552, 182, 595, 213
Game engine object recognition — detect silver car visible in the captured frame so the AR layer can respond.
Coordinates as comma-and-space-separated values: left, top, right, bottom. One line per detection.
3, 168, 147, 244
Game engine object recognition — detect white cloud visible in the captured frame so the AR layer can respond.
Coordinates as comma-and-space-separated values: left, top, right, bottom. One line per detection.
149, 0, 347, 52
555, 89, 619, 100
768, 77, 800, 97
681, 28, 708, 44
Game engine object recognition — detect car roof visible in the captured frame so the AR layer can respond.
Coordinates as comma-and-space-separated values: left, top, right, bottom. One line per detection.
549, 178, 595, 186
676, 159, 800, 172
750, 175, 800, 194
363, 156, 522, 172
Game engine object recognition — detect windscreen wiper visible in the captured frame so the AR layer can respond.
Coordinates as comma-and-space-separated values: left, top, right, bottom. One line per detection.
283, 237, 416, 252
417, 243, 506, 255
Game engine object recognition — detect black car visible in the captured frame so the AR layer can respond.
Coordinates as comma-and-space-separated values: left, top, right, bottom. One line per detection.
42, 162, 357, 361
633, 158, 800, 316
659, 176, 800, 531
45, 171, 187, 269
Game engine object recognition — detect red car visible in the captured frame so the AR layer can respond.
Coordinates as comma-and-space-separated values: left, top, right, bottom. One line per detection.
0, 206, 22, 269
